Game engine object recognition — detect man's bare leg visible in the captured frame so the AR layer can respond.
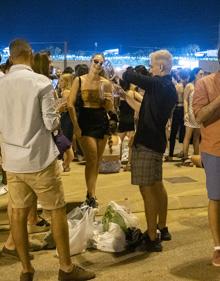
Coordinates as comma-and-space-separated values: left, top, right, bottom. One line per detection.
155, 181, 168, 229
51, 207, 72, 272
208, 200, 220, 246
5, 201, 38, 250
139, 185, 158, 241
11, 207, 34, 273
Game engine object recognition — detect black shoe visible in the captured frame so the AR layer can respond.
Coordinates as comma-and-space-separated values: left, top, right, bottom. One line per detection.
85, 194, 99, 208
141, 232, 162, 252
2, 246, 34, 260
158, 226, 172, 241
87, 197, 98, 208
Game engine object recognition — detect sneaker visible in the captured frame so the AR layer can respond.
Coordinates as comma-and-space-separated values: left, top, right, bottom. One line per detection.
164, 156, 173, 162
28, 217, 50, 234
58, 264, 96, 281
140, 232, 162, 252
87, 197, 98, 208
158, 226, 172, 241
212, 250, 220, 267
0, 184, 8, 196
84, 194, 99, 209
2, 246, 34, 260
20, 271, 34, 281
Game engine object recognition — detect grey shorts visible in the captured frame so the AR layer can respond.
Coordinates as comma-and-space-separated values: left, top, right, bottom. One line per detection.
131, 144, 163, 186
201, 152, 220, 200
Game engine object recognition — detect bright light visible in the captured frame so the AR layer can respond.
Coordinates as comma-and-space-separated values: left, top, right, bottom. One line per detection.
178, 58, 199, 69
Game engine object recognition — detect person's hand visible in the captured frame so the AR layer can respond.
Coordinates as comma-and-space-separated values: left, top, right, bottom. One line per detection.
184, 112, 189, 121
125, 90, 135, 100
57, 101, 67, 113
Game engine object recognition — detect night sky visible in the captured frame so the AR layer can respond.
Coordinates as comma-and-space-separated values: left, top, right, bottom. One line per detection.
0, 0, 219, 51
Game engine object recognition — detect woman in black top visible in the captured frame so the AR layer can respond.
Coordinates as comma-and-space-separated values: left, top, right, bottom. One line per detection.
68, 54, 114, 208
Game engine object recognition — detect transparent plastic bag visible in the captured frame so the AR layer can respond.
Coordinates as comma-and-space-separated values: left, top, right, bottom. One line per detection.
65, 206, 96, 256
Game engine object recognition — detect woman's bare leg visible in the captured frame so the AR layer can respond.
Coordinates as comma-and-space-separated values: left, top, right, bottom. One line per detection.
183, 127, 193, 159
80, 136, 98, 197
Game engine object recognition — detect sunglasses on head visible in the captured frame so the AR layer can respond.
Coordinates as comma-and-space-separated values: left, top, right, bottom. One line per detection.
93, 59, 103, 66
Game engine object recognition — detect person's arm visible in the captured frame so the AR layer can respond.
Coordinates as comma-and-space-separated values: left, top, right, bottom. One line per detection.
125, 90, 142, 114
101, 80, 114, 112
39, 84, 60, 132
193, 79, 220, 125
183, 84, 191, 118
67, 77, 81, 137
122, 69, 153, 90
134, 91, 143, 103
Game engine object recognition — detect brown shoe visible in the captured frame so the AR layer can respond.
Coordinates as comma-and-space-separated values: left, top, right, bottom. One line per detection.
20, 272, 34, 281
58, 264, 96, 281
2, 246, 34, 260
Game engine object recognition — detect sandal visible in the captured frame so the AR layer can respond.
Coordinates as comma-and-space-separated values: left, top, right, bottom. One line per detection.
181, 158, 193, 167
164, 156, 173, 162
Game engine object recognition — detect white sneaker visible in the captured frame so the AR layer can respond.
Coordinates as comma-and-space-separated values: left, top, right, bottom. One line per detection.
0, 184, 8, 196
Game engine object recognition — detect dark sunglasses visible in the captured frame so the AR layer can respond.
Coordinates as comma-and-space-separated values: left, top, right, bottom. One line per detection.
93, 59, 103, 66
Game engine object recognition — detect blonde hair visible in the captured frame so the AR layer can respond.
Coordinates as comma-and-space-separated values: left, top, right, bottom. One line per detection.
60, 73, 74, 90
150, 50, 173, 73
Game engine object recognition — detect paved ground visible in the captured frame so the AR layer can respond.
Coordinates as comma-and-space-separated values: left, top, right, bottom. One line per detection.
0, 157, 219, 281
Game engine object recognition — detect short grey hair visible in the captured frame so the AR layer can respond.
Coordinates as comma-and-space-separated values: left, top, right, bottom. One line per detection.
150, 50, 173, 73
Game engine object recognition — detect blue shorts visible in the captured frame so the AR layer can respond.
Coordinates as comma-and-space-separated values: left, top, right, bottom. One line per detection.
201, 152, 220, 200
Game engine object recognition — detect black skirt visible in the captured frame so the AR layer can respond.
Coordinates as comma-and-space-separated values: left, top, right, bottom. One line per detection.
78, 107, 109, 139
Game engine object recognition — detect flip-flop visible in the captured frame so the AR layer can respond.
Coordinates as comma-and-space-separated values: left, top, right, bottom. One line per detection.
182, 158, 193, 167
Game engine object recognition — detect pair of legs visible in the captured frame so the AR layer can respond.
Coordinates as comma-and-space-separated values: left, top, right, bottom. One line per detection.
183, 127, 200, 159
7, 161, 76, 276
4, 201, 38, 251
12, 205, 72, 274
80, 136, 107, 197
139, 181, 168, 241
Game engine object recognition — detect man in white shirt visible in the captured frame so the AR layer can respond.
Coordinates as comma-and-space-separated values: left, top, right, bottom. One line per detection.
0, 39, 95, 281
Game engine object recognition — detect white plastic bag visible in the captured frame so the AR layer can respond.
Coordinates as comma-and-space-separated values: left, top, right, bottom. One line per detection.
92, 222, 126, 252
66, 206, 95, 256
103, 201, 139, 232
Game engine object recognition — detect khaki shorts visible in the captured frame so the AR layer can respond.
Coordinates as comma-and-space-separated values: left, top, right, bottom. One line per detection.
7, 160, 65, 210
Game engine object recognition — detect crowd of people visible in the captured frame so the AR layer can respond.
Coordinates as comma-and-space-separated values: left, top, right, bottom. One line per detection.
0, 38, 220, 280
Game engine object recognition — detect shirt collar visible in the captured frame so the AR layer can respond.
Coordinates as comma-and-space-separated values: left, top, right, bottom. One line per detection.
9, 64, 33, 73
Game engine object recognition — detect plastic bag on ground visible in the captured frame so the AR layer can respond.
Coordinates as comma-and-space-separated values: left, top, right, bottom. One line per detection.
92, 222, 126, 252
58, 206, 96, 256
102, 201, 139, 233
